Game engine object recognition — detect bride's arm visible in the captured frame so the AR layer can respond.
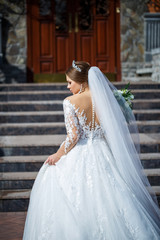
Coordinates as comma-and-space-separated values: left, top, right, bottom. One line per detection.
56, 99, 80, 157
45, 99, 80, 165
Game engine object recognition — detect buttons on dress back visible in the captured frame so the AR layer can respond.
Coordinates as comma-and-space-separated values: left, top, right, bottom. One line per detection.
91, 99, 95, 139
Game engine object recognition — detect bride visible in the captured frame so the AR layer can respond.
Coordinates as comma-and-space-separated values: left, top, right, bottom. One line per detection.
23, 61, 160, 239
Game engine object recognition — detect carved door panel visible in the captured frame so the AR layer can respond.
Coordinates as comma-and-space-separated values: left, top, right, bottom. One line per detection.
27, 0, 121, 81
27, 0, 72, 74
27, 0, 54, 75
76, 0, 117, 73
54, 0, 76, 72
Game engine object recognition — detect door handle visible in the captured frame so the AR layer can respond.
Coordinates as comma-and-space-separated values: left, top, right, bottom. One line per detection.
75, 12, 78, 33
116, 7, 120, 13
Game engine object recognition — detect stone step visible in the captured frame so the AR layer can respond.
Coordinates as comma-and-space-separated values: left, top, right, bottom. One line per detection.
132, 99, 160, 109
1, 110, 160, 124
133, 109, 160, 120
131, 89, 160, 99
0, 169, 159, 189
0, 155, 45, 172
0, 153, 160, 172
0, 189, 30, 211
0, 179, 34, 190
0, 99, 159, 112
1, 89, 160, 101
0, 111, 64, 123
1, 189, 31, 199
0, 122, 66, 135
140, 153, 160, 169
1, 186, 160, 212
0, 121, 160, 136
0, 155, 47, 163
0, 171, 37, 180
144, 169, 160, 186
136, 121, 160, 133
0, 135, 64, 156
0, 83, 68, 92
0, 134, 160, 157
0, 146, 59, 157
140, 133, 160, 153
0, 90, 70, 101
0, 100, 63, 112
0, 172, 37, 190
1, 82, 160, 92
123, 77, 155, 82
0, 161, 43, 172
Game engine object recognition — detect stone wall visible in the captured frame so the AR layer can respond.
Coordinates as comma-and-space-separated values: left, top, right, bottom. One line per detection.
120, 0, 149, 80
152, 48, 160, 82
0, 0, 26, 83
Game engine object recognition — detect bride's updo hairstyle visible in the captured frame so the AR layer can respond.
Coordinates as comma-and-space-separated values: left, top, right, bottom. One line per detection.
65, 61, 91, 83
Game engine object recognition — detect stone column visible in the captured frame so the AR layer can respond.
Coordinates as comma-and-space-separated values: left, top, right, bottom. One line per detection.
0, 14, 2, 64
152, 48, 160, 82
144, 13, 160, 62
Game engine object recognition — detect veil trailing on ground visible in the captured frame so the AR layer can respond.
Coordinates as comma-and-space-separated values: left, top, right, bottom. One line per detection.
88, 67, 160, 222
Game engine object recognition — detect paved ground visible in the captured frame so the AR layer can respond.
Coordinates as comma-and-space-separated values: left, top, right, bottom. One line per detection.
0, 212, 26, 240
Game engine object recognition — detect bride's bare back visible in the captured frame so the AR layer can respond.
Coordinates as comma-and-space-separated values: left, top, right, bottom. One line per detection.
68, 90, 100, 129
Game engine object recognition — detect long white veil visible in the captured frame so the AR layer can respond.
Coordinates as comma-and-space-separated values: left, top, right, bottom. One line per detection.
88, 67, 160, 224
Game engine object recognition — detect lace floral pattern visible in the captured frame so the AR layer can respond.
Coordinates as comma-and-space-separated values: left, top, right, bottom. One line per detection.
63, 99, 104, 153
93, 214, 109, 240
38, 209, 55, 240
118, 208, 140, 239
63, 99, 80, 153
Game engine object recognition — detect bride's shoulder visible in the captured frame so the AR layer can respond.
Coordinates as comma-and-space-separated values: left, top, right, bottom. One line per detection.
63, 95, 81, 114
63, 94, 81, 106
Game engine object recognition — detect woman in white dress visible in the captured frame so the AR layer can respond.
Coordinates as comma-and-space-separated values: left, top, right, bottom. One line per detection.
23, 61, 160, 240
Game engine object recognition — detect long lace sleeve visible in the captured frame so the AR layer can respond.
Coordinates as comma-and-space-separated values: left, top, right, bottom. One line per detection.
56, 99, 80, 158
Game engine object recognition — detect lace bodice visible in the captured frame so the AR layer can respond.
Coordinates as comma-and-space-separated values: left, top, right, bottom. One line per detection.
56, 96, 105, 158
64, 98, 104, 142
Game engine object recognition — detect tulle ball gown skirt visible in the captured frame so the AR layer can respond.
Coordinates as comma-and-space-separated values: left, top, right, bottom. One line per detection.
23, 137, 160, 240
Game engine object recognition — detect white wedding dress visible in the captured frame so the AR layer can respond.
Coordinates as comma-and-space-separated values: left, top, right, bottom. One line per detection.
23, 67, 160, 240
23, 94, 160, 240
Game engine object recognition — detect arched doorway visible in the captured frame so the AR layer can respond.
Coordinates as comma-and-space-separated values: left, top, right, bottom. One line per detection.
27, 0, 121, 82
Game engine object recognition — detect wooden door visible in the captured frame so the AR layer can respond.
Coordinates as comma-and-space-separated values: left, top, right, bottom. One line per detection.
27, 0, 121, 81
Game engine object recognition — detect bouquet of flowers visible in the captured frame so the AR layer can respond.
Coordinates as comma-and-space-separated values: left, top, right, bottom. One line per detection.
113, 82, 134, 109
113, 83, 134, 123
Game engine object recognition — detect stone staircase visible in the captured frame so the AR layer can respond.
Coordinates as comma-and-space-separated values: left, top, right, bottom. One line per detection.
0, 82, 160, 211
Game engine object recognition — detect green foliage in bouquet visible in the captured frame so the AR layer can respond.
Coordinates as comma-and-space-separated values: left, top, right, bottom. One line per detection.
114, 83, 134, 109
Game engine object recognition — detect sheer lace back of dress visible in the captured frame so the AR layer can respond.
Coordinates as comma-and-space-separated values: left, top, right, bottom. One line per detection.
62, 91, 105, 154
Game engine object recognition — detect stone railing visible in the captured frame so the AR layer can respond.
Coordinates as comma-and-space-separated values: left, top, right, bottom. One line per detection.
152, 48, 160, 82
144, 13, 160, 62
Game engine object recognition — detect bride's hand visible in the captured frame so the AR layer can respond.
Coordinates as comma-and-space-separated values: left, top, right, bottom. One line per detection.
45, 153, 60, 165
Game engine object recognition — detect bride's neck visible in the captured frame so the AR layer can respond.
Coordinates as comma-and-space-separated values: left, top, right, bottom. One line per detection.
84, 86, 89, 92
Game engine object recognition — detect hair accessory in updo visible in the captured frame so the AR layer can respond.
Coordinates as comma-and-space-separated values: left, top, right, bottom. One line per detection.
72, 60, 81, 72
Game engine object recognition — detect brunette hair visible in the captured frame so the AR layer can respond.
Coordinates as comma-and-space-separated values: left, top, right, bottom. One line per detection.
65, 61, 91, 83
